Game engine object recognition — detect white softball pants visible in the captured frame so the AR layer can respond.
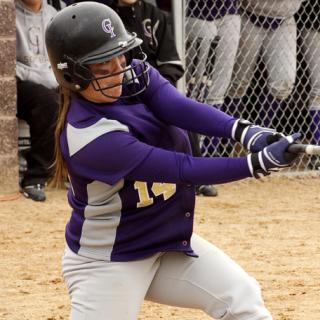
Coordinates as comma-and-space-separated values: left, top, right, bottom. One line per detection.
300, 28, 320, 111
228, 14, 297, 100
62, 234, 272, 320
186, 15, 241, 105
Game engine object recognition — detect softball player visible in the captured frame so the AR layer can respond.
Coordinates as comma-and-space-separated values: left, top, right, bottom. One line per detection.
186, 0, 241, 106
229, 0, 306, 100
46, 3, 301, 319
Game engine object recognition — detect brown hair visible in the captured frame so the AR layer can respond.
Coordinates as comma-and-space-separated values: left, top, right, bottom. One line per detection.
49, 87, 71, 188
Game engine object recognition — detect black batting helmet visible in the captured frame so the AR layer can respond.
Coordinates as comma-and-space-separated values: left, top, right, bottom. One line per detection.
45, 2, 149, 98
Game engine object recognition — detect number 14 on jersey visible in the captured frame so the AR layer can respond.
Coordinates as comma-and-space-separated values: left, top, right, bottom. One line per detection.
134, 181, 176, 208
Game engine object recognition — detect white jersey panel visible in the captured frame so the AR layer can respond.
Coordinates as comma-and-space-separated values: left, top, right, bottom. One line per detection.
67, 118, 129, 157
78, 179, 124, 260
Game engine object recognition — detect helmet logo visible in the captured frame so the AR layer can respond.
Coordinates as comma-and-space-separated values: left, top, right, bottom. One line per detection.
102, 18, 116, 38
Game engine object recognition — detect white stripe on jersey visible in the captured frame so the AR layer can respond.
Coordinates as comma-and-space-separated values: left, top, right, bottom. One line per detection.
67, 118, 129, 157
78, 179, 124, 260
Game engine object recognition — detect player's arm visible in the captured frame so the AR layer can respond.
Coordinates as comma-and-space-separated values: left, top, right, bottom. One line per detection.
70, 131, 300, 185
142, 65, 284, 152
143, 64, 236, 139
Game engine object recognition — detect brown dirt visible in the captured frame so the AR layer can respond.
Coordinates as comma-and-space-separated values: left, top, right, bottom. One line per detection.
1, 176, 319, 320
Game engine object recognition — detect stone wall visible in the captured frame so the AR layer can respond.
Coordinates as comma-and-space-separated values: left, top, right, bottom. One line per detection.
0, 0, 18, 196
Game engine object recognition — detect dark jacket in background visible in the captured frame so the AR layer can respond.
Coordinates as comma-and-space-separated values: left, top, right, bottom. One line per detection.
156, 0, 171, 12
111, 0, 184, 85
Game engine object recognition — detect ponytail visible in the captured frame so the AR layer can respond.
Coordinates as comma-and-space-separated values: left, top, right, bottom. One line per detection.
49, 87, 71, 188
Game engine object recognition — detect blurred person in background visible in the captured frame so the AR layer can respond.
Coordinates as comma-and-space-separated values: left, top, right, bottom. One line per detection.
228, 0, 306, 128
16, 0, 59, 201
186, 0, 240, 106
110, 0, 184, 86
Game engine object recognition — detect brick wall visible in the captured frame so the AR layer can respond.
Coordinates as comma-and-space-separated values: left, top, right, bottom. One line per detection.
0, 0, 18, 196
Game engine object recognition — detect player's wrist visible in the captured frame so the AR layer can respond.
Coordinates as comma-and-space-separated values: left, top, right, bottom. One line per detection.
247, 153, 270, 179
231, 119, 252, 143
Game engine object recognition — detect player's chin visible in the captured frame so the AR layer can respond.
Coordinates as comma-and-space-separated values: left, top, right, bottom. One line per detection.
107, 86, 123, 100
98, 85, 121, 101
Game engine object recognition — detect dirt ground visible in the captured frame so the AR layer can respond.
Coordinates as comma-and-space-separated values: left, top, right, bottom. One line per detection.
0, 176, 319, 320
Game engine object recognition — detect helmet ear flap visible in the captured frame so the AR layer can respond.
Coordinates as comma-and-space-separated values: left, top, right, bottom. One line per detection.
63, 55, 92, 91
124, 51, 133, 66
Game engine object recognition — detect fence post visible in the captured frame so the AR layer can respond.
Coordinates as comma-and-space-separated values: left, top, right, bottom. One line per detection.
172, 0, 186, 94
0, 0, 18, 198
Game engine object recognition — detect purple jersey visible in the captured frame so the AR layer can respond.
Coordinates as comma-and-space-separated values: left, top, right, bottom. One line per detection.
62, 61, 251, 261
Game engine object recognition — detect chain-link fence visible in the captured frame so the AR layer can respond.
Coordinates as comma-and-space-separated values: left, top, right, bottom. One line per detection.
184, 0, 320, 171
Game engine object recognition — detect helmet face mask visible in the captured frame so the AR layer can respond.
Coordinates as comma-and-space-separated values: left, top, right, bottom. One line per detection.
90, 52, 150, 99
45, 2, 149, 98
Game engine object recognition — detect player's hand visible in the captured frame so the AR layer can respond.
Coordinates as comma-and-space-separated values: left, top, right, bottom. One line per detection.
248, 133, 301, 178
232, 119, 284, 153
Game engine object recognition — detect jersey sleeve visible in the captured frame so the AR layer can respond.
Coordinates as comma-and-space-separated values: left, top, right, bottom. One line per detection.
69, 130, 251, 185
142, 65, 237, 139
